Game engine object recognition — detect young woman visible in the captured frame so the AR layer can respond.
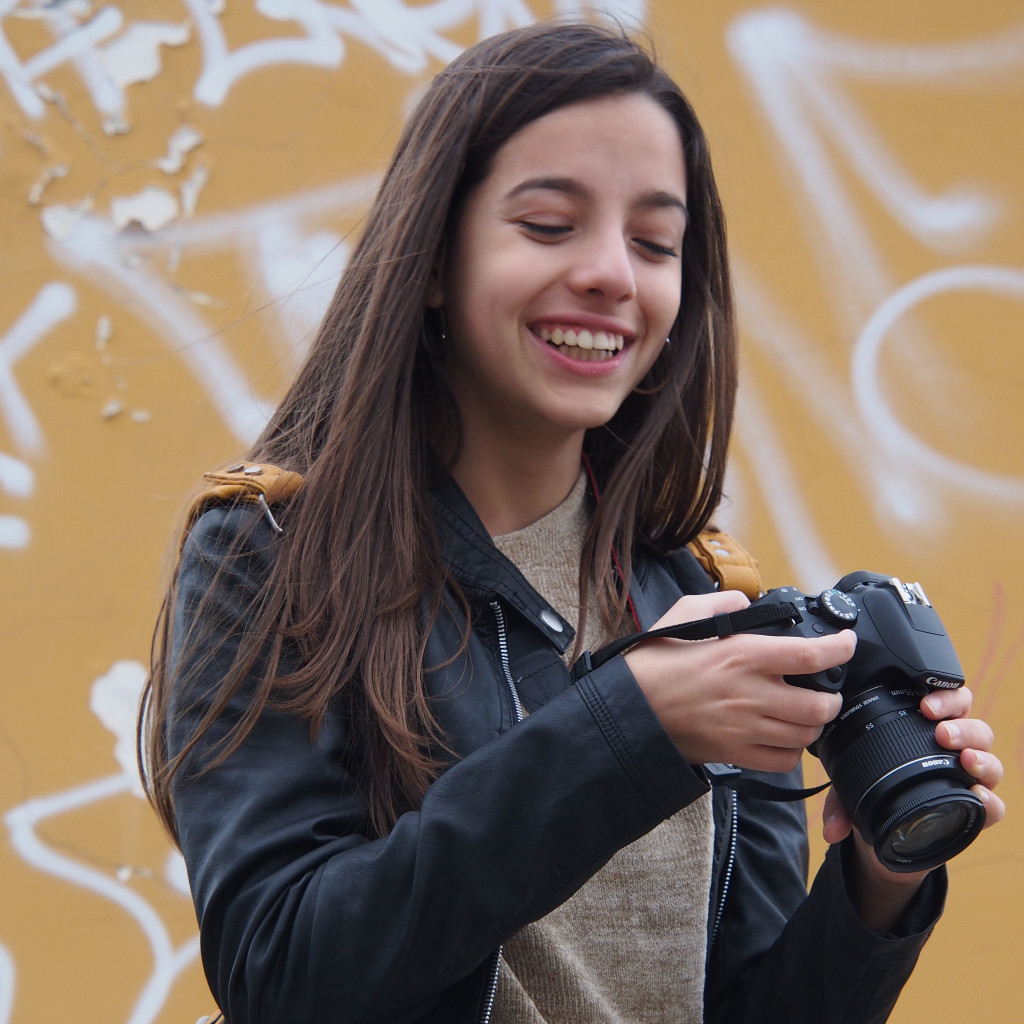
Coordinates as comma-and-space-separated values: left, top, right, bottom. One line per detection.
141, 21, 1003, 1024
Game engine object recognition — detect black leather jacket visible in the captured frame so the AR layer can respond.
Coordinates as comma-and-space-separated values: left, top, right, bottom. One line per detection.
168, 478, 945, 1024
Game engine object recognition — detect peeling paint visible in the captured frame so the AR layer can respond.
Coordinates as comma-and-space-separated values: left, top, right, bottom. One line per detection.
26, 160, 68, 204
110, 185, 179, 231
155, 124, 202, 174
95, 19, 190, 89
40, 196, 93, 240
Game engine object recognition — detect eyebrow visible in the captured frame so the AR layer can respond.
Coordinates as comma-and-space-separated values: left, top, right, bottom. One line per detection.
505, 176, 688, 221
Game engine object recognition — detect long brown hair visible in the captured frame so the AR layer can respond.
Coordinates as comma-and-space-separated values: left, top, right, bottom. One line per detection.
141, 20, 737, 840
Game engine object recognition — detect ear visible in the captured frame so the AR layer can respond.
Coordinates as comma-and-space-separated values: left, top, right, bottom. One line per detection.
426, 271, 444, 309
426, 244, 446, 308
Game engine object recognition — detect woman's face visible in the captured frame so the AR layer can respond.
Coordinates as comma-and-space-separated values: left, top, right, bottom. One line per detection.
436, 91, 688, 454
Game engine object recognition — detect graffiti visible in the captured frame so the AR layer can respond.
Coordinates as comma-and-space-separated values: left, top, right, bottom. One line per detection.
1, 1, 647, 120
4, 662, 198, 1024
725, 11, 1024, 566
0, 282, 76, 456
0, 452, 32, 549
189, 0, 647, 105
0, 283, 75, 550
851, 264, 1024, 509
0, 944, 11, 1024
45, 175, 376, 442
0, 2, 124, 119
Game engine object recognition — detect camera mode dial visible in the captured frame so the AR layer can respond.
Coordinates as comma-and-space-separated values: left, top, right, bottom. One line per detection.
815, 589, 858, 628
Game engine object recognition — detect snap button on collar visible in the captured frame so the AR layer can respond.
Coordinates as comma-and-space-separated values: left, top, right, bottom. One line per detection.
540, 608, 563, 632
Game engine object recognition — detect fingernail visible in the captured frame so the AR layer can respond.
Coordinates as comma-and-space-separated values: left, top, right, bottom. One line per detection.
976, 786, 991, 804
923, 695, 943, 716
944, 722, 961, 743
973, 752, 988, 771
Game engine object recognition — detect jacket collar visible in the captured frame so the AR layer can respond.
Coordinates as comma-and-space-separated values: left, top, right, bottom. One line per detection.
430, 476, 575, 654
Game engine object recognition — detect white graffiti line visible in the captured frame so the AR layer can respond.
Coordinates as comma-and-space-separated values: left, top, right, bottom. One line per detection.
0, 943, 12, 1024
732, 261, 936, 530
732, 368, 840, 592
725, 11, 1023, 326
249, 221, 351, 369
0, 451, 33, 550
4, 662, 198, 1024
327, 0, 469, 72
47, 216, 274, 443
44, 177, 378, 441
5, 775, 199, 1024
852, 264, 1024, 507
188, 0, 558, 105
552, 0, 647, 30
0, 2, 123, 118
0, 282, 77, 456
188, 0, 343, 106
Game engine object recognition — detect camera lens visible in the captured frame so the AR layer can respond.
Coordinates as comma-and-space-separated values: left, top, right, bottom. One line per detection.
815, 682, 986, 872
875, 785, 984, 870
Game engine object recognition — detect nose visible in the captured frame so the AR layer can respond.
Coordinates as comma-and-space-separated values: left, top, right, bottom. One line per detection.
567, 227, 636, 304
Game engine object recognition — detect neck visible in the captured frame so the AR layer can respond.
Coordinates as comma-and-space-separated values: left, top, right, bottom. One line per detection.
450, 430, 585, 536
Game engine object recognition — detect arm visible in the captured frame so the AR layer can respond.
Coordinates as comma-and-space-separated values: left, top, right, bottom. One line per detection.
704, 776, 947, 1024
169, 507, 710, 1024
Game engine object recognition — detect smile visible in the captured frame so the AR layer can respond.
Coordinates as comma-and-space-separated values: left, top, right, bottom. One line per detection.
535, 326, 626, 362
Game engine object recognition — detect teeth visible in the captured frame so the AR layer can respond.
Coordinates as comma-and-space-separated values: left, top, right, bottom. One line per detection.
537, 327, 625, 352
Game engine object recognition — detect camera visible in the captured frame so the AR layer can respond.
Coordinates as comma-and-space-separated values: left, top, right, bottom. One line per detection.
749, 571, 985, 873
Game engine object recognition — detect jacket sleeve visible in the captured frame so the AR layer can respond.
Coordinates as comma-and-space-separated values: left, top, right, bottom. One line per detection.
168, 506, 710, 1024
704, 769, 946, 1023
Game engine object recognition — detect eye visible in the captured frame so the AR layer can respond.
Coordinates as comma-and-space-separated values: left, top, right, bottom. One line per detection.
634, 238, 679, 259
518, 221, 572, 240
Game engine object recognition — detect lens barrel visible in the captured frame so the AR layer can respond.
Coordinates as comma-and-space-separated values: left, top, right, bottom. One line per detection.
815, 681, 986, 872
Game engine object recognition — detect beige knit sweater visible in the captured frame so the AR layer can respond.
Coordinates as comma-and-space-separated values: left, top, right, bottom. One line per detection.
491, 474, 714, 1024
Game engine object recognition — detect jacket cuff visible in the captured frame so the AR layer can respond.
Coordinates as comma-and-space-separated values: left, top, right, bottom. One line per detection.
575, 653, 710, 821
824, 838, 947, 956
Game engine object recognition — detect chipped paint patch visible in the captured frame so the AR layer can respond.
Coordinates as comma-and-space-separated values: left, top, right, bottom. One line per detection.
95, 19, 191, 89
110, 185, 179, 231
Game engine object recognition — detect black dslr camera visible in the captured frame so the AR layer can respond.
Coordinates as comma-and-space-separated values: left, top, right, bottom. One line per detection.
749, 571, 985, 873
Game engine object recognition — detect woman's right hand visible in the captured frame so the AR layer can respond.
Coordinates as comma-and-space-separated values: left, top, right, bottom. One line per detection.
624, 590, 853, 772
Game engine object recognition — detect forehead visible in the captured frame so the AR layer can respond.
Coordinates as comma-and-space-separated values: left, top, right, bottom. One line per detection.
484, 92, 688, 200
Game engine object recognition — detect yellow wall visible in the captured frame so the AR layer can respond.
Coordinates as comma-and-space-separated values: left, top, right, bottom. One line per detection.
1, 2, 1021, 1021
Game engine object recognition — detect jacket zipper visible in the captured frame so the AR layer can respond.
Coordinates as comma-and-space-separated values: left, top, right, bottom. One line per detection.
490, 601, 524, 723
478, 601, 524, 1024
709, 789, 738, 950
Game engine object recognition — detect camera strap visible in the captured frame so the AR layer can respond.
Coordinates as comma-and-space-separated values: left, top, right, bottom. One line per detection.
569, 601, 802, 680
703, 762, 831, 801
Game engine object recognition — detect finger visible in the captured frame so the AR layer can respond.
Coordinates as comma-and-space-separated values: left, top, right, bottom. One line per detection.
655, 588, 750, 627
822, 787, 853, 845
729, 629, 857, 680
972, 785, 1006, 829
921, 687, 972, 721
959, 747, 1003, 790
935, 717, 995, 753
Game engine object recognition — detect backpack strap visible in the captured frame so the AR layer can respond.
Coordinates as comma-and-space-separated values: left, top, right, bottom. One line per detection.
687, 527, 762, 600
183, 461, 305, 541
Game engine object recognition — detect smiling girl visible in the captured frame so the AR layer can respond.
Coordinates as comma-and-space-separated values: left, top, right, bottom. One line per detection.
141, 21, 1003, 1024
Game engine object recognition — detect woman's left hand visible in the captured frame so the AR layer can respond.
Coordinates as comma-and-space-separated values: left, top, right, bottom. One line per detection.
821, 686, 1005, 931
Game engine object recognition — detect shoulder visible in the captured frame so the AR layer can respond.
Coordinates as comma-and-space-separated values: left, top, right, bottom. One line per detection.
179, 503, 283, 596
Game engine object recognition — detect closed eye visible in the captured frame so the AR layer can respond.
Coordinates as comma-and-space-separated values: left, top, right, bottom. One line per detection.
519, 221, 572, 240
634, 238, 679, 259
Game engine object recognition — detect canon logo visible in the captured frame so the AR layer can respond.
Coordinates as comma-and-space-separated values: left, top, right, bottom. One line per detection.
921, 758, 951, 768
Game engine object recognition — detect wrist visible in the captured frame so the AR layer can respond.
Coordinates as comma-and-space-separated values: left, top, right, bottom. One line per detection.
845, 834, 930, 933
